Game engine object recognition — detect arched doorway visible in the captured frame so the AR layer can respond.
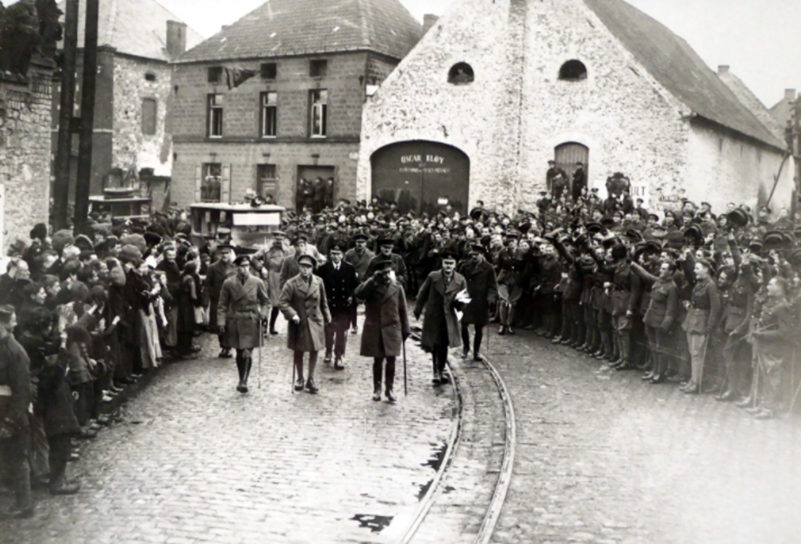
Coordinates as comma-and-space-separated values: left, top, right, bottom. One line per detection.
371, 141, 470, 216
554, 142, 589, 193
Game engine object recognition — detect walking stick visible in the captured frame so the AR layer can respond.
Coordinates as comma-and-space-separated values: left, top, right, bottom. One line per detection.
403, 339, 408, 397
258, 318, 263, 389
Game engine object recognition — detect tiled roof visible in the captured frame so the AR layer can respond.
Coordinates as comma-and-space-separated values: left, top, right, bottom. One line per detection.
584, 0, 786, 150
717, 69, 786, 144
58, 0, 204, 62
176, 0, 422, 64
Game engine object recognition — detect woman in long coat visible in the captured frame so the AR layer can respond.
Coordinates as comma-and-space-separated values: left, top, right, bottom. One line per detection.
279, 254, 330, 394
354, 259, 410, 402
414, 252, 467, 385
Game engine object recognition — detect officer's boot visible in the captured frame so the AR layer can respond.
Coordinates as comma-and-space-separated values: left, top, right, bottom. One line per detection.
385, 358, 396, 403
240, 356, 252, 393
235, 352, 247, 392
372, 359, 382, 401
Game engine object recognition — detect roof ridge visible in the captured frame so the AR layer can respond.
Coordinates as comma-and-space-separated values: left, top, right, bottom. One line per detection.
105, 0, 118, 46
358, 0, 373, 49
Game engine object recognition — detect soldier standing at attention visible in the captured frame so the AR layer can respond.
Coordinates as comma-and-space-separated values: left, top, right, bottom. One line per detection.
217, 254, 270, 393
354, 259, 410, 403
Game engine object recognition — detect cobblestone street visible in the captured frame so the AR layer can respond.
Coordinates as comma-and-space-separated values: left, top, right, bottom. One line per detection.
488, 329, 801, 544
1, 318, 457, 544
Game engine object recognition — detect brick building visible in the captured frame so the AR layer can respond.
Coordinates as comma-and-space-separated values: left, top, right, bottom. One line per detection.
53, 0, 203, 200
168, 0, 421, 211
357, 0, 795, 218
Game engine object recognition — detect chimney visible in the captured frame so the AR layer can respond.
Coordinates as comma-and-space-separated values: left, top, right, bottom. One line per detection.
785, 89, 796, 101
422, 14, 439, 35
717, 65, 729, 75
166, 21, 187, 58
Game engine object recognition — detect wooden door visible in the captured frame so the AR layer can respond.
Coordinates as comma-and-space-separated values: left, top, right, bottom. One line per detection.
555, 142, 589, 193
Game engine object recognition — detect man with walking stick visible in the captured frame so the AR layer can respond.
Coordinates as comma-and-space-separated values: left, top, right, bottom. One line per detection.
354, 258, 410, 403
217, 254, 270, 394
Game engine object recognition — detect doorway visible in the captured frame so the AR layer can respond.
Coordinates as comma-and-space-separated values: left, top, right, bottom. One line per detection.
554, 142, 589, 193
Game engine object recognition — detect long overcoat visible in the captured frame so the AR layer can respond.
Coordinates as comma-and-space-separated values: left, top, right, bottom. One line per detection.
344, 247, 375, 281
263, 245, 288, 307
457, 259, 498, 326
204, 259, 236, 331
217, 274, 269, 349
355, 278, 410, 357
414, 270, 466, 352
279, 274, 331, 352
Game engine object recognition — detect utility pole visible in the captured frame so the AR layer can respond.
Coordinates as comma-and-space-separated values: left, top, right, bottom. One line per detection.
73, 0, 99, 235
52, 0, 79, 231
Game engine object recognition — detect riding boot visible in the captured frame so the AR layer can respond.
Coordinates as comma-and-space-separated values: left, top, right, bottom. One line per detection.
372, 358, 383, 401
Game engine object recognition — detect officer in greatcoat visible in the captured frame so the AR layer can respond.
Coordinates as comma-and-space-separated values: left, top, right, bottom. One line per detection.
205, 244, 237, 357
367, 237, 408, 290
354, 258, 410, 402
217, 254, 270, 393
414, 251, 468, 385
316, 241, 358, 368
458, 243, 498, 361
279, 254, 331, 394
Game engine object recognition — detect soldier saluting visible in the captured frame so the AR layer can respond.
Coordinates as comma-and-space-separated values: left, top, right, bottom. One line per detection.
217, 254, 270, 393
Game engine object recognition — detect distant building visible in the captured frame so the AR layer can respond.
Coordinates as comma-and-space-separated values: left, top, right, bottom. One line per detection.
770, 88, 796, 133
53, 0, 203, 201
357, 0, 794, 217
168, 0, 421, 211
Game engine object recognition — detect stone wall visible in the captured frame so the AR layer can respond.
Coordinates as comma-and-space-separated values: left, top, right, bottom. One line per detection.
113, 55, 174, 176
0, 60, 54, 254
358, 0, 520, 209
686, 123, 794, 215
357, 0, 785, 219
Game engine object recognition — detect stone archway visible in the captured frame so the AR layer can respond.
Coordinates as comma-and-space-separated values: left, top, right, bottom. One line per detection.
371, 141, 470, 216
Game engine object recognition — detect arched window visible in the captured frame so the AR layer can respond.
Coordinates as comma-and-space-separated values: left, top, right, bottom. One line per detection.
448, 62, 474, 85
559, 60, 587, 81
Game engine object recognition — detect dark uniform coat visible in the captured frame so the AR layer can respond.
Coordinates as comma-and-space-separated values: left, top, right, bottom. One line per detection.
217, 275, 270, 349
316, 260, 358, 319
204, 259, 236, 332
354, 278, 410, 358
414, 270, 467, 352
457, 259, 498, 326
0, 334, 31, 433
367, 253, 408, 289
279, 275, 331, 352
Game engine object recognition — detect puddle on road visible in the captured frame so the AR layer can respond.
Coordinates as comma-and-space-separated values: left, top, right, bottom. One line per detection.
416, 479, 433, 500
422, 441, 448, 470
351, 514, 394, 533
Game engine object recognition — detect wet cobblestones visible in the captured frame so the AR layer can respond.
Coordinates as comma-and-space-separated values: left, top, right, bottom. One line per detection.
487, 329, 801, 544
1, 318, 456, 544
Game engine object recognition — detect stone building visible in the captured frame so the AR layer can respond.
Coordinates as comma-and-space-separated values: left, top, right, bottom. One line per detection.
357, 0, 795, 217
168, 0, 421, 211
53, 0, 203, 199
0, 59, 56, 253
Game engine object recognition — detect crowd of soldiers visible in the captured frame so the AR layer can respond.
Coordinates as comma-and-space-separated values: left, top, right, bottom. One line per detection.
1, 167, 801, 518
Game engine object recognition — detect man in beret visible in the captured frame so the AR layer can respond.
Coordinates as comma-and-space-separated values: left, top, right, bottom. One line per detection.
355, 258, 410, 402
205, 244, 237, 357
218, 254, 270, 393
0, 304, 34, 518
316, 242, 358, 369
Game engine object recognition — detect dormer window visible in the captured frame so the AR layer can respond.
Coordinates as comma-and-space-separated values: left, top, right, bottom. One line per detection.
559, 60, 587, 81
448, 62, 474, 85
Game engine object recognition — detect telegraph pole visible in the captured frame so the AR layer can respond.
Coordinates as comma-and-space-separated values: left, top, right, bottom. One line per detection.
52, 0, 79, 231
73, 0, 99, 235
